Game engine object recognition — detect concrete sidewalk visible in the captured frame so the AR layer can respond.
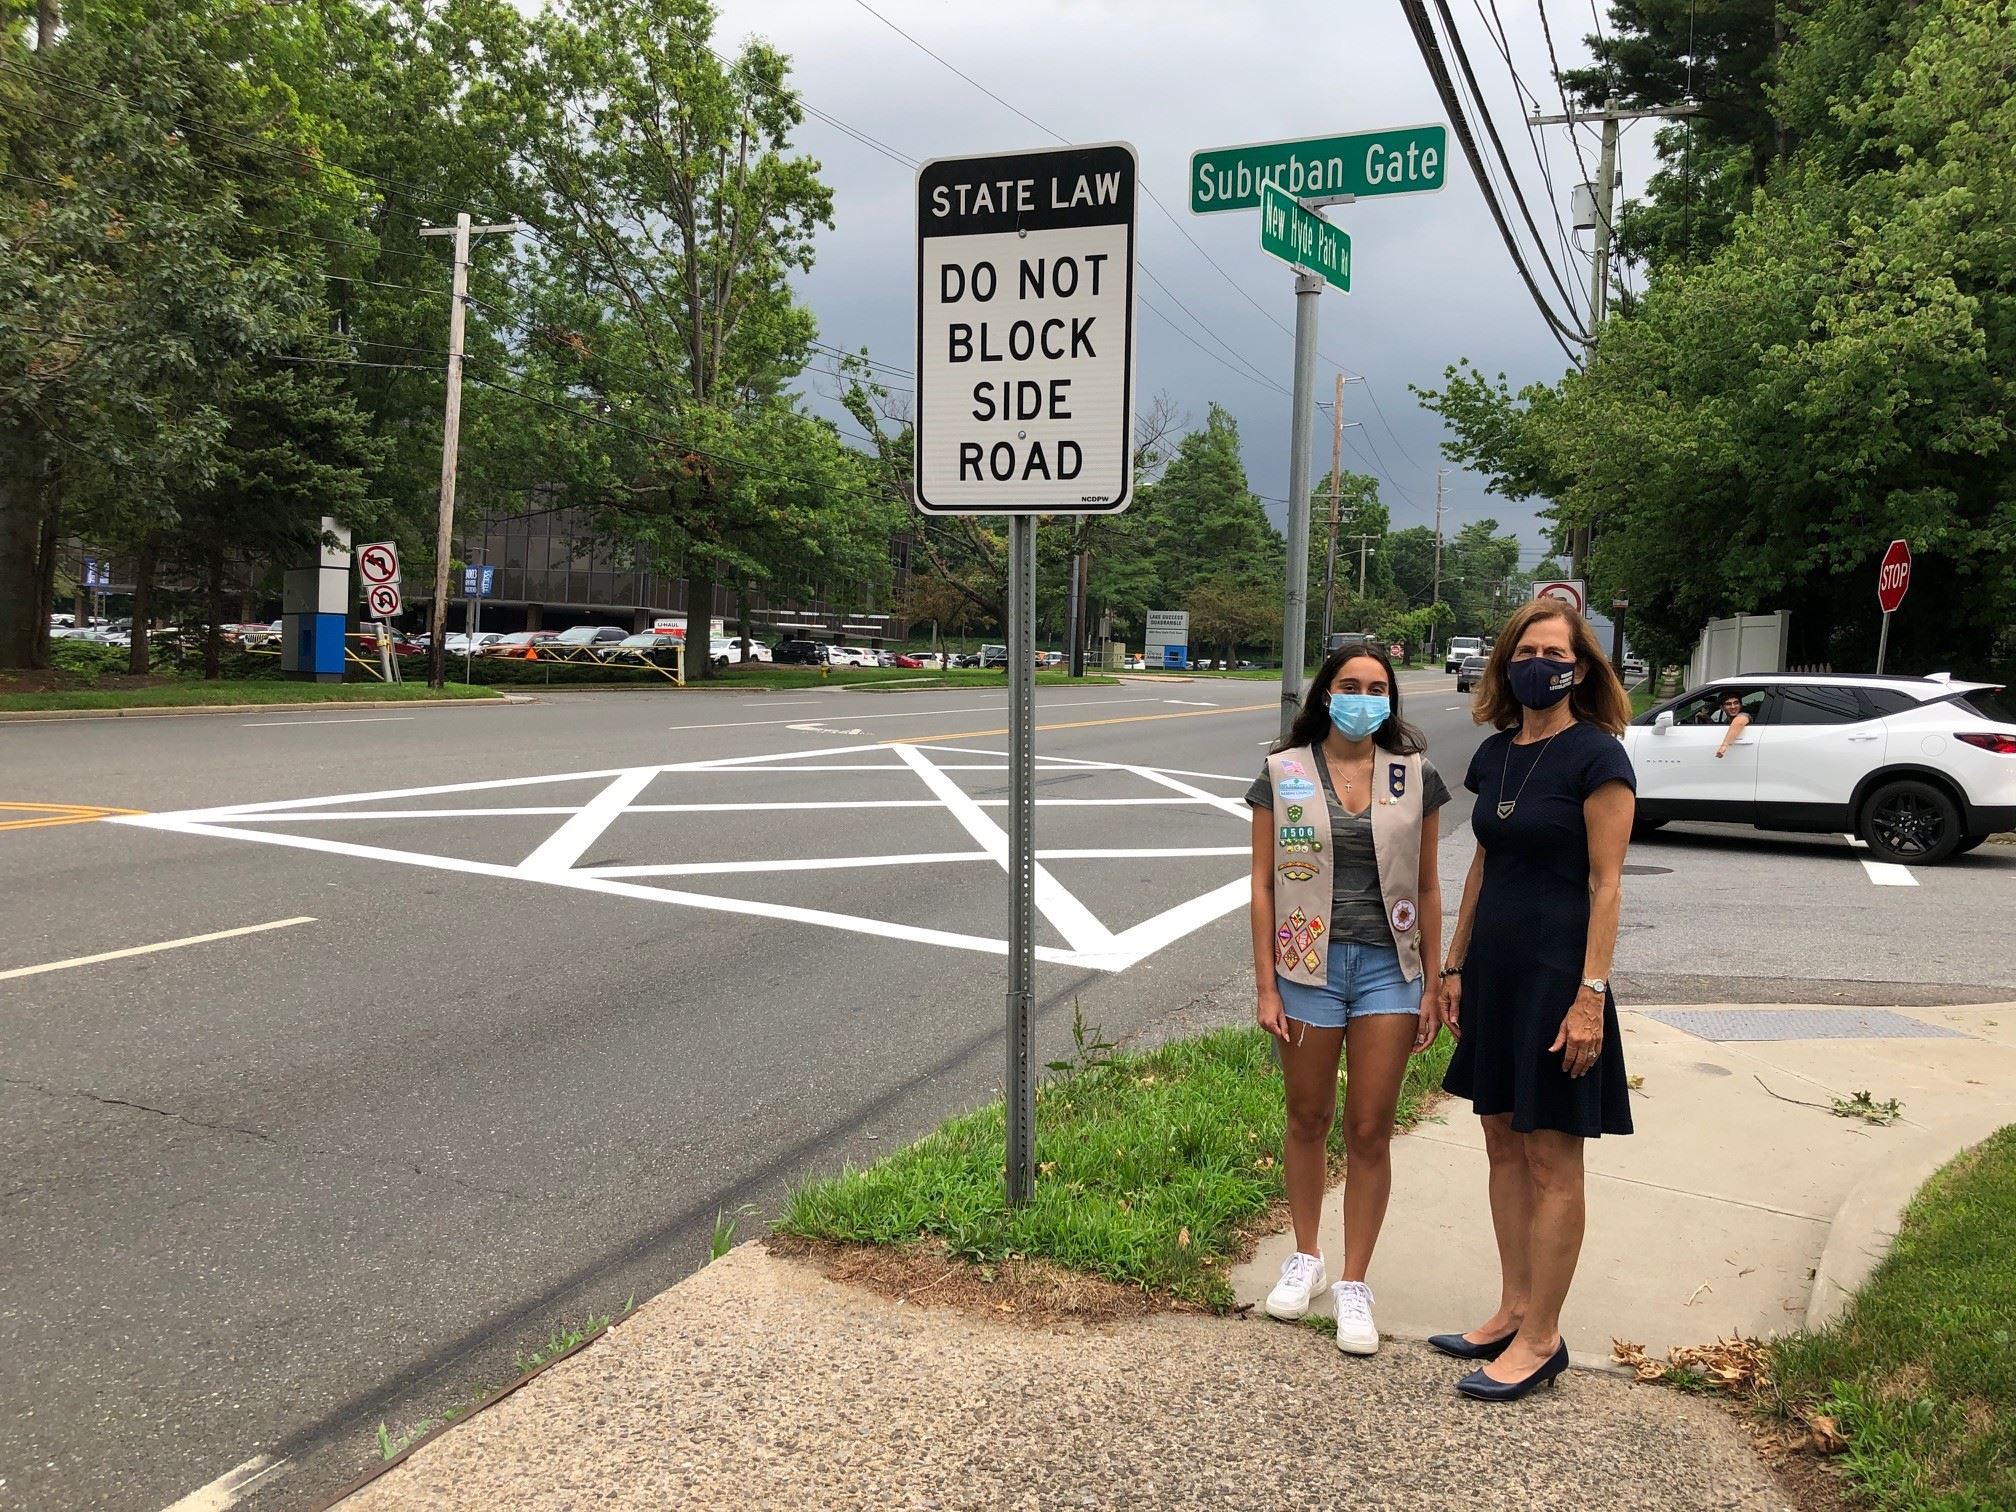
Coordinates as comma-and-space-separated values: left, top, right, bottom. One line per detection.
1235, 1001, 2016, 1357
339, 1000, 2013, 1510
344, 1245, 1787, 1512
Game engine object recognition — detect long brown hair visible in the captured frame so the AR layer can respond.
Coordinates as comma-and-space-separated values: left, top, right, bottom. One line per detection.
1273, 643, 1425, 755
1471, 599, 1632, 734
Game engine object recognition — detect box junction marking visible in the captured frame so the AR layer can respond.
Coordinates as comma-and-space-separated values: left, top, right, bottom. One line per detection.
111, 742, 1256, 975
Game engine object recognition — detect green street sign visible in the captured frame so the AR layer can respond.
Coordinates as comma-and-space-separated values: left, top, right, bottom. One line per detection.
1259, 184, 1350, 292
1191, 124, 1447, 214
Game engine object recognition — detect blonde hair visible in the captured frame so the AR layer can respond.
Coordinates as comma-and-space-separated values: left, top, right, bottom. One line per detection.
1471, 598, 1633, 735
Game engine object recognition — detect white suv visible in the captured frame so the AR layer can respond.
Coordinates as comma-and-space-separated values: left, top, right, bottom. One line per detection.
1444, 636, 1482, 674
1624, 674, 2016, 864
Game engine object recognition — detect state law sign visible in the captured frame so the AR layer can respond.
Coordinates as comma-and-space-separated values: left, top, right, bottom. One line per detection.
1877, 539, 1912, 614
914, 143, 1137, 515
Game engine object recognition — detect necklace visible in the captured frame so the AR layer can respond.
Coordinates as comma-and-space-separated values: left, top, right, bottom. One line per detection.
1496, 729, 1563, 820
1324, 748, 1373, 803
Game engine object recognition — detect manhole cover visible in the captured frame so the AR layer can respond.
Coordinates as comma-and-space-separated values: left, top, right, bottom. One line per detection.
1621, 864, 1672, 875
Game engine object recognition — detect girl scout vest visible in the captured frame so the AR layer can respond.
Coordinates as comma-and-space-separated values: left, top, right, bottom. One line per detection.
1266, 746, 1426, 987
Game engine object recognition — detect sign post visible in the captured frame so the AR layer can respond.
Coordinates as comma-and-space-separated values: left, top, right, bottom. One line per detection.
360, 542, 402, 683
916, 142, 1138, 1207
1533, 578, 1587, 615
1876, 539, 1911, 673
461, 564, 494, 683
1195, 125, 1444, 737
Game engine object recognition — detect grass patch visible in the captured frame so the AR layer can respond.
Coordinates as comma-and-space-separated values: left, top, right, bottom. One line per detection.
779, 1024, 1454, 1309
1630, 685, 1659, 717
1769, 1123, 2016, 1510
0, 681, 500, 713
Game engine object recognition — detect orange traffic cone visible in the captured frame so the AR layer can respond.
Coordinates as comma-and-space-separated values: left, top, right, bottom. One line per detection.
526, 645, 538, 661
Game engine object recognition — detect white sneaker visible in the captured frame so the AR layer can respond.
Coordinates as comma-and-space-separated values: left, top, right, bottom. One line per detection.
1331, 1280, 1380, 1355
1264, 1251, 1326, 1320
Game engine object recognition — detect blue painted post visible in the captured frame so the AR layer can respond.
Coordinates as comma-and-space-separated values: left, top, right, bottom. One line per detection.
281, 518, 352, 683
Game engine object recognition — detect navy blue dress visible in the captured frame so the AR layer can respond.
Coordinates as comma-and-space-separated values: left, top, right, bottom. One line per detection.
1443, 721, 1636, 1137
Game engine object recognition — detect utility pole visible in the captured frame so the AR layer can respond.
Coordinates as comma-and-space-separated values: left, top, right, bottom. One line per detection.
1320, 373, 1343, 653
1529, 101, 1696, 578
418, 212, 526, 688
1429, 468, 1448, 658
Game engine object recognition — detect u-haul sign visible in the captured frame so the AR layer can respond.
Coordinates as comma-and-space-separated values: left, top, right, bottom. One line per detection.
914, 143, 1138, 515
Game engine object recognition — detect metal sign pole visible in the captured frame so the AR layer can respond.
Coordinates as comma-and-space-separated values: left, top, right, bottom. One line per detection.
1005, 513, 1038, 1207
1876, 609, 1891, 674
1279, 270, 1323, 738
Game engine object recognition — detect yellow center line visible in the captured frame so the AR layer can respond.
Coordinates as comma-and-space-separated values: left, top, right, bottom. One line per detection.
0, 801, 146, 832
885, 702, 1275, 745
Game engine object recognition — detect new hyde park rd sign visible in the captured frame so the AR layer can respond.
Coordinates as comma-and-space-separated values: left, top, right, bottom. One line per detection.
914, 143, 1138, 515
1190, 124, 1447, 213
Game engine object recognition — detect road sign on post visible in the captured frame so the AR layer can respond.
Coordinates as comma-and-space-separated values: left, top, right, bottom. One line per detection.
915, 143, 1138, 1209
358, 542, 401, 588
914, 143, 1137, 516
365, 583, 402, 619
1876, 539, 1911, 672
1190, 124, 1448, 212
1259, 184, 1351, 291
1534, 579, 1588, 615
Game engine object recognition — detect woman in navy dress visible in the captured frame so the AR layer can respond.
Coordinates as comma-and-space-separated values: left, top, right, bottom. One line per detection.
1431, 598, 1637, 1401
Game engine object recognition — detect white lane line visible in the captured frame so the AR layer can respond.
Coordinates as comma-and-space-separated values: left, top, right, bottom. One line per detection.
0, 918, 316, 983
890, 743, 1116, 954
184, 797, 1233, 822
1162, 699, 1218, 707
1445, 705, 1463, 711
158, 1453, 287, 1512
746, 699, 822, 705
1843, 833, 1919, 887
240, 716, 416, 728
221, 808, 585, 822
667, 695, 1160, 733
575, 845, 1253, 880
913, 744, 1253, 784
518, 768, 660, 874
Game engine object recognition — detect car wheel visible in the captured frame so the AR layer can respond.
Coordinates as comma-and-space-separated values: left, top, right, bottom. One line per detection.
1953, 834, 1988, 855
1859, 779, 1961, 865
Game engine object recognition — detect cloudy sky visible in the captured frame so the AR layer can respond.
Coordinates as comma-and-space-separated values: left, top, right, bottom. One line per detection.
709, 0, 1660, 563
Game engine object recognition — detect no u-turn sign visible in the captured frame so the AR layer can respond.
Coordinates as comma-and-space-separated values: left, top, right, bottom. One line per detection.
914, 143, 1138, 515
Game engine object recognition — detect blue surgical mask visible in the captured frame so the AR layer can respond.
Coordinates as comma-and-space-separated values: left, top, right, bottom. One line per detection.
1328, 693, 1390, 740
1508, 656, 1577, 709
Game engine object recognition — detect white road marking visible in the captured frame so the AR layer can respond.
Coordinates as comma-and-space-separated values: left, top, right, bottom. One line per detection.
890, 743, 1116, 954
0, 918, 315, 983
113, 739, 1263, 974
747, 699, 821, 705
1445, 705, 1463, 711
240, 716, 415, 728
786, 723, 865, 735
1162, 699, 1218, 707
519, 768, 661, 874
158, 1454, 286, 1512
1843, 834, 1920, 886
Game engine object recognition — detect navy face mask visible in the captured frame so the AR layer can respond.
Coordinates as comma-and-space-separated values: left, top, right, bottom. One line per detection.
1508, 656, 1577, 709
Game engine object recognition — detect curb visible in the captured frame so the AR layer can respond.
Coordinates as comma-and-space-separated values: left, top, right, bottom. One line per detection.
1804, 1109, 2011, 1330
0, 695, 527, 722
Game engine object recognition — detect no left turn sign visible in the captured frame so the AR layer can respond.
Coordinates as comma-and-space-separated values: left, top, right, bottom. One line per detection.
914, 142, 1138, 515
359, 541, 401, 587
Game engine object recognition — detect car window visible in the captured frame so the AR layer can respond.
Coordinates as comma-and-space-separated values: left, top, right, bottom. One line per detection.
1952, 687, 2016, 724
1770, 683, 1868, 725
1861, 687, 1923, 717
1667, 688, 1764, 726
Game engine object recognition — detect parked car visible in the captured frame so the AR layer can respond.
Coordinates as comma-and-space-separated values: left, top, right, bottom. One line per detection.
353, 630, 424, 657
483, 631, 559, 658
443, 632, 503, 655
1624, 673, 2016, 864
1455, 652, 1487, 693
1444, 635, 1483, 674
893, 653, 926, 669
979, 643, 1010, 669
604, 633, 683, 664
706, 637, 772, 666
549, 625, 628, 649
773, 638, 825, 666
1036, 650, 1065, 668
824, 645, 875, 667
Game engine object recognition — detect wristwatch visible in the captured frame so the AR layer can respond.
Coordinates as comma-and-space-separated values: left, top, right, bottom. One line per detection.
1580, 976, 1608, 996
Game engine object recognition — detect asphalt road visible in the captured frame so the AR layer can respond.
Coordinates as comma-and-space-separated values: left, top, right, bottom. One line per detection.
4, 674, 2013, 1511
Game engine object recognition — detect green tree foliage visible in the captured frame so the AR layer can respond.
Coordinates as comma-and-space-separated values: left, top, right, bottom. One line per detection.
1422, 0, 2016, 678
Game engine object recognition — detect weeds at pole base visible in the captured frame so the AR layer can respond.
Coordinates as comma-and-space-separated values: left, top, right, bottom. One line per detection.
779, 1024, 1455, 1310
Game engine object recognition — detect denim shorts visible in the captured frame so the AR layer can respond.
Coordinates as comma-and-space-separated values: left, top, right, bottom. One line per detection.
1276, 940, 1421, 1029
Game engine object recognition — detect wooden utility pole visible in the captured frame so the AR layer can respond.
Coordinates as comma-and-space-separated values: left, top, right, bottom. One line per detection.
418, 212, 525, 688
1429, 467, 1448, 656
1319, 372, 1344, 651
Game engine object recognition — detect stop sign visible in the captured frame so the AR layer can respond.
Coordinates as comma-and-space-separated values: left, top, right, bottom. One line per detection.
1876, 539, 1912, 613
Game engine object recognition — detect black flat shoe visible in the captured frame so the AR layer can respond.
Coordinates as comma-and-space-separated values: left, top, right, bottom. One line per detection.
1428, 1330, 1516, 1361
1456, 1339, 1570, 1401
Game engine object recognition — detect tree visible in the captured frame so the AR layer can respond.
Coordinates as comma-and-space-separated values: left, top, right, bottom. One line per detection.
1188, 572, 1276, 667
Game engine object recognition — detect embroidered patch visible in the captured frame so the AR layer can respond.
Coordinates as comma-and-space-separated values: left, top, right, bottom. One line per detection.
1388, 763, 1407, 799
1278, 777, 1316, 801
1279, 759, 1307, 776
1277, 923, 1294, 943
1389, 898, 1418, 933
1286, 803, 1304, 823
1278, 824, 1319, 853
1293, 926, 1313, 952
1288, 908, 1308, 930
1309, 917, 1326, 938
1302, 948, 1322, 973
1277, 941, 1300, 971
1277, 862, 1317, 883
